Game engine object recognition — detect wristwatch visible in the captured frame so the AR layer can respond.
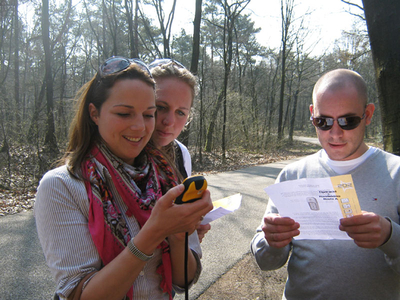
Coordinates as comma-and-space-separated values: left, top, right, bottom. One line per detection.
127, 239, 154, 262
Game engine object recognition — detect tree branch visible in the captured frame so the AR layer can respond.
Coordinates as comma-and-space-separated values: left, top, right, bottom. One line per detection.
341, 0, 365, 20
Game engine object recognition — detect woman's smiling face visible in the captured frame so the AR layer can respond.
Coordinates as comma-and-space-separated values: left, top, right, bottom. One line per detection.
89, 79, 156, 165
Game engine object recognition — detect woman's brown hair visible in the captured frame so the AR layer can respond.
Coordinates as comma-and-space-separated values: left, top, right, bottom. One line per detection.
60, 61, 155, 178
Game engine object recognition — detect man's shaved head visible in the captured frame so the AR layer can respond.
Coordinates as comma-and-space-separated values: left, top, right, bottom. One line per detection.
312, 69, 368, 106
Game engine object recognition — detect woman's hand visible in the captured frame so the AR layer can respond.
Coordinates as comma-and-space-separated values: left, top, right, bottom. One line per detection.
197, 223, 211, 243
145, 185, 213, 243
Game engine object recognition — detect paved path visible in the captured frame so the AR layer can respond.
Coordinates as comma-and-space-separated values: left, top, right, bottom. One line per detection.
0, 210, 55, 299
176, 158, 302, 299
0, 157, 304, 300
294, 136, 321, 146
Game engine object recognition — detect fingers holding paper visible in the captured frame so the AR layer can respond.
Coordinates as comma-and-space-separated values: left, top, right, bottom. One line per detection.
262, 214, 300, 248
339, 211, 392, 248
197, 223, 211, 243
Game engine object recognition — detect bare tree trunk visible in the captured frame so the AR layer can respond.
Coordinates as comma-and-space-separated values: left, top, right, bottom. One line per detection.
42, 0, 57, 155
289, 89, 299, 142
278, 50, 286, 139
362, 0, 400, 155
151, 0, 176, 57
205, 90, 224, 152
205, 0, 249, 156
235, 30, 250, 146
198, 56, 205, 164
138, 7, 163, 57
164, 0, 176, 57
221, 3, 233, 161
58, 50, 68, 141
102, 0, 110, 57
180, 0, 202, 147
125, 0, 136, 58
190, 0, 202, 75
266, 61, 279, 143
0, 86, 11, 187
278, 0, 294, 140
83, 0, 105, 57
27, 78, 46, 143
13, 0, 21, 135
134, 0, 139, 57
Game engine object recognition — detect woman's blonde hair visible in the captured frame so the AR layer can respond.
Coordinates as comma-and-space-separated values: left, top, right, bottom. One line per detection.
150, 60, 199, 108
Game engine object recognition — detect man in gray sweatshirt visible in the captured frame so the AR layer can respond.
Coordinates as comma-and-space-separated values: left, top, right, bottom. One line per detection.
251, 69, 400, 299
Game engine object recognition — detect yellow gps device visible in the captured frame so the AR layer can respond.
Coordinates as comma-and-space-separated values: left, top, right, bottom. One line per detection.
175, 175, 207, 204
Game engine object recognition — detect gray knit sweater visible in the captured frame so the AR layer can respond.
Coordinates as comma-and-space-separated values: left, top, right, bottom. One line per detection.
251, 149, 400, 300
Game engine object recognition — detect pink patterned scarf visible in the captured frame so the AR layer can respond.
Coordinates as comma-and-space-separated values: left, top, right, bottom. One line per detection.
82, 143, 178, 299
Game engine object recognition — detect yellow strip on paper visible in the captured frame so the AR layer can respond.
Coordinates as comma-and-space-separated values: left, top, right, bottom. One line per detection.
330, 174, 361, 218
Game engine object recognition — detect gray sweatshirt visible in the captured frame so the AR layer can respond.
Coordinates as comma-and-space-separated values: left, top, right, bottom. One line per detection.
251, 149, 400, 300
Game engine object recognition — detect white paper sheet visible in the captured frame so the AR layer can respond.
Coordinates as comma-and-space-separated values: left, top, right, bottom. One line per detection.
201, 193, 242, 225
264, 175, 361, 240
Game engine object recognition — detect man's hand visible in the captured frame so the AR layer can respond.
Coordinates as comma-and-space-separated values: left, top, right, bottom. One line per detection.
339, 211, 392, 248
262, 214, 300, 248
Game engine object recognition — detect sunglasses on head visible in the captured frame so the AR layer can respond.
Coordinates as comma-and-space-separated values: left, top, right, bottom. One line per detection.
148, 58, 186, 70
99, 56, 152, 78
310, 113, 366, 131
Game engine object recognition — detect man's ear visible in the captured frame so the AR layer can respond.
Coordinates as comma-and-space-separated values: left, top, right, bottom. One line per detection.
88, 103, 99, 125
309, 104, 314, 116
365, 103, 375, 125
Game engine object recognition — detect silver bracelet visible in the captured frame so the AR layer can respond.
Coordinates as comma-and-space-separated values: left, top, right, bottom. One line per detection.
127, 239, 154, 261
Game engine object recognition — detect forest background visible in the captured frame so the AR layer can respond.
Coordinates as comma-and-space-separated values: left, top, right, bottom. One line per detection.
0, 0, 398, 215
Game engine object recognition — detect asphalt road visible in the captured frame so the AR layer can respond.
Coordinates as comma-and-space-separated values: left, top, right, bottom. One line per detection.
294, 136, 321, 146
176, 158, 303, 299
0, 157, 304, 300
0, 210, 56, 299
